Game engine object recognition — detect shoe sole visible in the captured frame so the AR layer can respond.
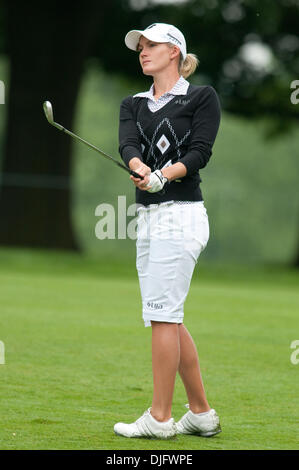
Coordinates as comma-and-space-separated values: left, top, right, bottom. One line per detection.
199, 429, 222, 437
177, 428, 222, 437
114, 430, 177, 440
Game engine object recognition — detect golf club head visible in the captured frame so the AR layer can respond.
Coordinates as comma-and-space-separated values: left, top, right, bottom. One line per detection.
43, 101, 54, 124
43, 101, 64, 131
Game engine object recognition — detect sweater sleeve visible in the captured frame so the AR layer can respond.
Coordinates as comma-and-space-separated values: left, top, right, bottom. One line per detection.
119, 96, 143, 167
179, 86, 221, 175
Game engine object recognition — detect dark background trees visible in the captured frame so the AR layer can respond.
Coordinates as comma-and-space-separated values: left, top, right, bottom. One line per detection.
0, 1, 109, 249
0, 0, 298, 262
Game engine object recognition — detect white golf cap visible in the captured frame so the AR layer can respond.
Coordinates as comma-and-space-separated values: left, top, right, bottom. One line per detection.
125, 23, 187, 60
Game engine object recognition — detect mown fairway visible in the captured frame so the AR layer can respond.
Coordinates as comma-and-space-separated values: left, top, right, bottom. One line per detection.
0, 249, 298, 450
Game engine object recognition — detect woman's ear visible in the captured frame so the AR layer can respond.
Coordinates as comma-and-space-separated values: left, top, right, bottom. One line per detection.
169, 45, 181, 60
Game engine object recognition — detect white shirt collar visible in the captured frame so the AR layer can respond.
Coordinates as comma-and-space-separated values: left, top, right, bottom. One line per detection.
133, 76, 189, 100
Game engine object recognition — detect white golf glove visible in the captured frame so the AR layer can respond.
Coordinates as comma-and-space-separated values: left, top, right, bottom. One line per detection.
146, 170, 169, 193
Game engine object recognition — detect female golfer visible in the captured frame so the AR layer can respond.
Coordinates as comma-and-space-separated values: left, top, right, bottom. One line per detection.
114, 23, 221, 439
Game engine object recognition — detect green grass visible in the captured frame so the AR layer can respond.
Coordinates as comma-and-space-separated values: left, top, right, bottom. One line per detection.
0, 248, 298, 450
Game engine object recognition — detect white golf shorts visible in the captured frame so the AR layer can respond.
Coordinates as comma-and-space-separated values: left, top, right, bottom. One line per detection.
136, 201, 209, 327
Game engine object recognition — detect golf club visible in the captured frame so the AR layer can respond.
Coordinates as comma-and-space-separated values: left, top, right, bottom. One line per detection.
43, 101, 144, 180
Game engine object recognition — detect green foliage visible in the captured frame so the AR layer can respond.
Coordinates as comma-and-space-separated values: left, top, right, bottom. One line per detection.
90, 0, 299, 130
0, 57, 298, 264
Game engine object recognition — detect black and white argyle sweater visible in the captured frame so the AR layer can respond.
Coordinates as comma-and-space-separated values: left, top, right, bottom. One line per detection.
119, 83, 221, 206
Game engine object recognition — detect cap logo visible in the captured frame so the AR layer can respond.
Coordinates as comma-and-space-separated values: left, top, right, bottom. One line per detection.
145, 24, 156, 30
166, 33, 182, 46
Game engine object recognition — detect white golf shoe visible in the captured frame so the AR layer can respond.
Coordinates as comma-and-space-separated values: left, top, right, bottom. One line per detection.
114, 408, 177, 439
176, 405, 221, 437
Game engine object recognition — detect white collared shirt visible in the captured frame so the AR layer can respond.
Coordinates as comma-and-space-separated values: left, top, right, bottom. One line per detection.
133, 76, 189, 112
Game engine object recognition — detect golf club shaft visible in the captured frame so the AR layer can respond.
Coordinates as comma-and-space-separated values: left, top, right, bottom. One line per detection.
52, 121, 144, 180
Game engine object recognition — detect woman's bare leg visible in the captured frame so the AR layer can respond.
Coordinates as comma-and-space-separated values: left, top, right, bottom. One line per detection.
150, 322, 210, 421
150, 321, 180, 422
178, 323, 210, 414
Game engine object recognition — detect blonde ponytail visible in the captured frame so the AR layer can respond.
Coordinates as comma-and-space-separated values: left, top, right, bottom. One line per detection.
179, 53, 199, 78
167, 43, 199, 78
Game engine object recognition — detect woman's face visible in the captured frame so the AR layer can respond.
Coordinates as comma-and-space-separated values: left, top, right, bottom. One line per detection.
137, 36, 179, 76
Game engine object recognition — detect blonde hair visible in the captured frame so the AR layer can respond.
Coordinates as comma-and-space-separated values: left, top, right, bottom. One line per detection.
179, 53, 199, 78
167, 43, 199, 78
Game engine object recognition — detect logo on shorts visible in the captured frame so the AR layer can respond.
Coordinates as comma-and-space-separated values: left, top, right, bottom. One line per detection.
147, 302, 163, 310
